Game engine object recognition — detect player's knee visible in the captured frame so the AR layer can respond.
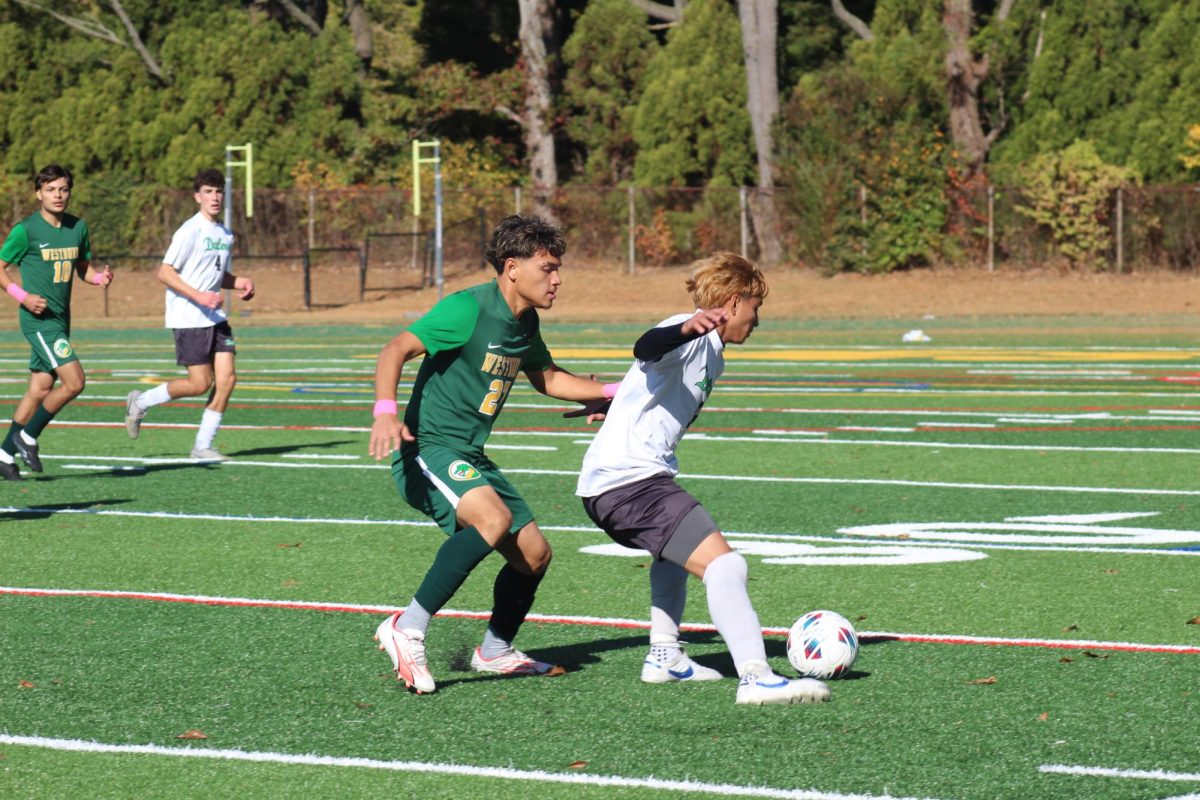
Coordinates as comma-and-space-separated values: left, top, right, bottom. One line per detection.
706, 550, 748, 585
476, 508, 514, 542
61, 374, 85, 397
530, 544, 552, 575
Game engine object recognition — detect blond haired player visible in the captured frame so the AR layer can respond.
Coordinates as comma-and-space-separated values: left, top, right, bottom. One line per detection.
576, 253, 829, 705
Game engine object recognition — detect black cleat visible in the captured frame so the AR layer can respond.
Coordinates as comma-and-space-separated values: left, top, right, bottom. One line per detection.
0, 459, 23, 482
13, 437, 42, 472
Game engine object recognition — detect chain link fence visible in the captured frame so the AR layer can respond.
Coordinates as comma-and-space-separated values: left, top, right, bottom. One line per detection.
6, 182, 1199, 316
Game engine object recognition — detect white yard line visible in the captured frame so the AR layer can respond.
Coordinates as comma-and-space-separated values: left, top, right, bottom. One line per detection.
0, 734, 938, 800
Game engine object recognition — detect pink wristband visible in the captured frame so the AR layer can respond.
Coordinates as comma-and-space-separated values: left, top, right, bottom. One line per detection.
91, 273, 105, 285
602, 382, 621, 400
373, 399, 398, 417
6, 283, 27, 303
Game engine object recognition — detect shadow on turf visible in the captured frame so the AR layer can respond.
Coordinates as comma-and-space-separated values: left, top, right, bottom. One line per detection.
226, 439, 356, 458
433, 631, 730, 689
0, 499, 133, 521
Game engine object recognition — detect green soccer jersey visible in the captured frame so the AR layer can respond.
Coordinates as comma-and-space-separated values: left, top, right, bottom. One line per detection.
402, 280, 553, 455
0, 212, 91, 334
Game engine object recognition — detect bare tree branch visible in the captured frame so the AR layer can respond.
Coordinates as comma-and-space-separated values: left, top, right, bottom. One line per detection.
997, 0, 1017, 23
13, 0, 124, 45
629, 0, 684, 23
343, 0, 373, 64
831, 0, 873, 42
277, 0, 323, 36
107, 0, 167, 83
15, 0, 169, 84
495, 104, 525, 127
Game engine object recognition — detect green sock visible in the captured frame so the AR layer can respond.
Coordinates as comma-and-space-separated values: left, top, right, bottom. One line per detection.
22, 403, 55, 439
413, 527, 494, 614
0, 421, 22, 455
487, 563, 545, 645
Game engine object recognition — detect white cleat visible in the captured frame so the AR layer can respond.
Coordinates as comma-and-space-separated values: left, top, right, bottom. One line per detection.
374, 613, 436, 694
190, 447, 229, 462
125, 390, 146, 439
470, 646, 554, 677
641, 648, 723, 683
736, 660, 830, 705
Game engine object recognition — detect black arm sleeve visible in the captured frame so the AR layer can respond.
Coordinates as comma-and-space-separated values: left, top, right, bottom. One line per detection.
633, 322, 697, 363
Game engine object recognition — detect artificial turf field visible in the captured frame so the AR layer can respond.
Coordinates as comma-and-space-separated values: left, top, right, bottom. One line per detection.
1, 315, 1198, 800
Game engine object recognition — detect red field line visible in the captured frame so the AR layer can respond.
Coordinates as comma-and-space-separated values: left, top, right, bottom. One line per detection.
3, 586, 1197, 655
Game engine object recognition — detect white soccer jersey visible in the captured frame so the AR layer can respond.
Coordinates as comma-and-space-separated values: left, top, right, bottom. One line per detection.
162, 212, 234, 329
577, 311, 724, 497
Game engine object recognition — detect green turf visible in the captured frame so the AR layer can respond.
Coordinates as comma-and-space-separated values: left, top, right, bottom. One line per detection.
1, 319, 1199, 799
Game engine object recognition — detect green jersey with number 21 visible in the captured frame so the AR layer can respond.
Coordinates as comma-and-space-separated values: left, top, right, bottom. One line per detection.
402, 280, 553, 456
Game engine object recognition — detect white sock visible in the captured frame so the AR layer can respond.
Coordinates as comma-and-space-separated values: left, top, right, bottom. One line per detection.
649, 559, 688, 659
136, 383, 172, 411
703, 551, 767, 675
0, 449, 12, 464
19, 430, 36, 446
194, 409, 223, 450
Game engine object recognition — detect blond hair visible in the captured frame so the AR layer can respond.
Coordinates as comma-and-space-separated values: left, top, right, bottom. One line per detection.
685, 252, 768, 308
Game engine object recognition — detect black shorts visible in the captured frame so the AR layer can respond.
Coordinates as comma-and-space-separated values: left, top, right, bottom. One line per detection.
174, 321, 236, 367
582, 474, 718, 564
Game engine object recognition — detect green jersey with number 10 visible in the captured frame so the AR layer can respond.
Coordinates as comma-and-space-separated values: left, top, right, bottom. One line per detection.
0, 212, 92, 334
402, 280, 553, 456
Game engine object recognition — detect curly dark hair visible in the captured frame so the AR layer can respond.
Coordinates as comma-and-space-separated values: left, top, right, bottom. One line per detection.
484, 215, 566, 274
193, 168, 225, 192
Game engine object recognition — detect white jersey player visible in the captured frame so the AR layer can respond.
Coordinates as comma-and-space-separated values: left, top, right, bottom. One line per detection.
123, 168, 255, 460
575, 252, 829, 705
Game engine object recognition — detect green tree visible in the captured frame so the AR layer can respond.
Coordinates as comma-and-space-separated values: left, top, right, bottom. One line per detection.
561, 0, 658, 185
633, 0, 753, 187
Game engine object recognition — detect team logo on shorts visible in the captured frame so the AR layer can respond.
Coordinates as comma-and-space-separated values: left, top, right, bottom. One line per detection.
52, 338, 73, 359
448, 460, 480, 481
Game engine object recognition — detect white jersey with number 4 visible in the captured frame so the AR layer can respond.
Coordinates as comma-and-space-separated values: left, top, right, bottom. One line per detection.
162, 212, 234, 329
577, 311, 725, 498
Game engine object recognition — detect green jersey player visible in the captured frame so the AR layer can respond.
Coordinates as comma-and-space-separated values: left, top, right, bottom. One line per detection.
0, 164, 113, 481
368, 214, 614, 694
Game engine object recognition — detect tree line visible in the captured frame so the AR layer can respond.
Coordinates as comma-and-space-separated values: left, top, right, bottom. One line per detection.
3, 0, 1199, 271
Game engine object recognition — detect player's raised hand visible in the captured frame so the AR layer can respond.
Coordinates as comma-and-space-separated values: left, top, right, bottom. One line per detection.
235, 276, 255, 301
369, 414, 414, 460
96, 265, 114, 287
681, 307, 729, 337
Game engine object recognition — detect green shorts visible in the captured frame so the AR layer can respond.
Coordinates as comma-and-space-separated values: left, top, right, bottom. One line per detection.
24, 326, 79, 373
392, 444, 533, 536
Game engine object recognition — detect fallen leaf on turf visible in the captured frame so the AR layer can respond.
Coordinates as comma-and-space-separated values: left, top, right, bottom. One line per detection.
1082, 651, 1109, 659
1058, 657, 1073, 663
1037, 711, 1049, 722
855, 615, 868, 622
966, 676, 997, 685
18, 680, 35, 689
1187, 617, 1200, 625
176, 730, 208, 740
277, 542, 302, 548
568, 761, 587, 769
353, 702, 373, 709
1102, 569, 1119, 575
1062, 624, 1078, 632
546, 664, 567, 677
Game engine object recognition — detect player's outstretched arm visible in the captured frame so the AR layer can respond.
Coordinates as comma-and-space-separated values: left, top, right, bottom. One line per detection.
369, 331, 425, 460
528, 364, 613, 403
634, 308, 728, 363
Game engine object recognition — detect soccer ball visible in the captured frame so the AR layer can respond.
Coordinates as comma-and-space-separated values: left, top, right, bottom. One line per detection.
787, 610, 859, 679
